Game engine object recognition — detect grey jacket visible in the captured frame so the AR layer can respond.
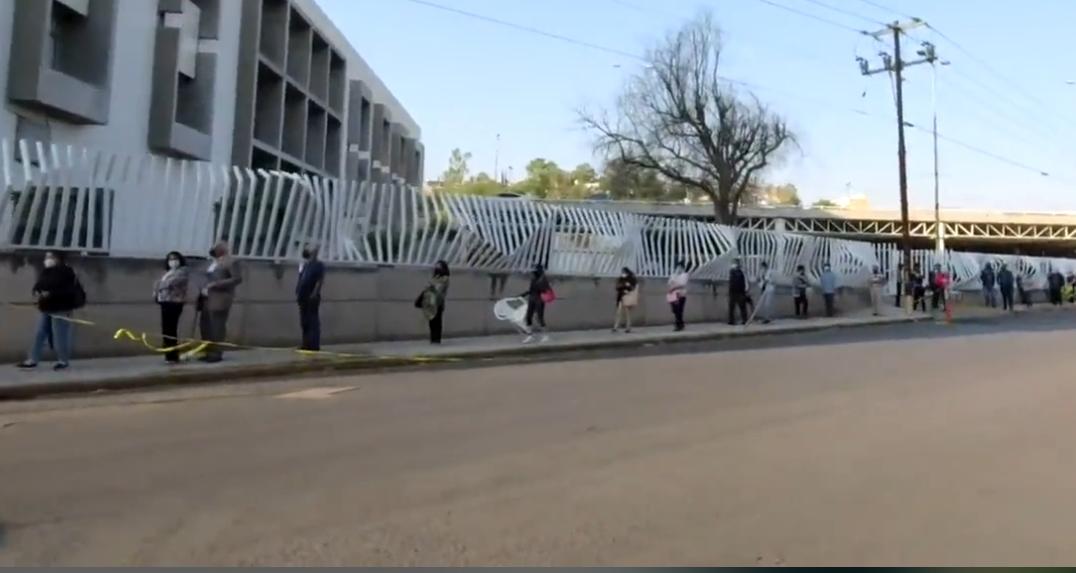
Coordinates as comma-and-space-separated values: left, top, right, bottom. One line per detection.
203, 256, 243, 312
820, 271, 838, 295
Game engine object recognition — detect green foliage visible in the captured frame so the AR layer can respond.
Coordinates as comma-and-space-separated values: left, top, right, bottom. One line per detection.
812, 198, 838, 208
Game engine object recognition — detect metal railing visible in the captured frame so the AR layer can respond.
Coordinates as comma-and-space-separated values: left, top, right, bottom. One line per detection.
4, 138, 1076, 293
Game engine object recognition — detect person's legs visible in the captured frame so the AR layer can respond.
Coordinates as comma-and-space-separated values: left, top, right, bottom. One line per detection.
624, 306, 633, 332
204, 309, 230, 361
824, 293, 835, 317
161, 303, 182, 362
429, 306, 444, 344
895, 284, 902, 308
727, 295, 737, 325
671, 298, 685, 330
870, 286, 881, 315
51, 314, 72, 365
613, 302, 623, 331
736, 296, 748, 324
25, 312, 51, 365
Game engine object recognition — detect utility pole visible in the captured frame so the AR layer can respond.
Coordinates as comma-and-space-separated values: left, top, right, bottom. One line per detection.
494, 133, 501, 185
857, 18, 932, 310
917, 41, 949, 255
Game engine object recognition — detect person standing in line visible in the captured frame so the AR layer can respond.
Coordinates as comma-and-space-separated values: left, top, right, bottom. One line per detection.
154, 251, 190, 364
612, 267, 638, 333
894, 263, 904, 308
869, 265, 887, 316
910, 264, 927, 312
296, 246, 326, 351
199, 241, 243, 363
667, 261, 689, 331
727, 259, 749, 325
793, 265, 810, 318
997, 263, 1015, 313
932, 263, 950, 313
754, 261, 774, 324
522, 263, 552, 344
17, 251, 83, 371
420, 260, 450, 344
820, 263, 838, 317
980, 263, 997, 308
1047, 268, 1063, 306
1016, 273, 1032, 309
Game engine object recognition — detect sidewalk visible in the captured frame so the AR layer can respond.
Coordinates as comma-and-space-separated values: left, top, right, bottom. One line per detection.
0, 305, 1019, 399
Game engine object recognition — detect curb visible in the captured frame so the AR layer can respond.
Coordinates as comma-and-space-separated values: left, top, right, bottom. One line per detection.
0, 314, 933, 400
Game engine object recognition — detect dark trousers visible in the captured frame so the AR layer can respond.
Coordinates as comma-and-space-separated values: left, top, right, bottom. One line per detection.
913, 287, 927, 312
1050, 287, 1062, 305
670, 297, 686, 330
794, 295, 808, 317
727, 293, 748, 325
159, 302, 184, 363
299, 300, 321, 351
1001, 288, 1014, 311
931, 289, 943, 310
200, 307, 231, 361
824, 293, 836, 317
1019, 288, 1032, 308
429, 305, 444, 344
895, 284, 902, 307
525, 299, 546, 331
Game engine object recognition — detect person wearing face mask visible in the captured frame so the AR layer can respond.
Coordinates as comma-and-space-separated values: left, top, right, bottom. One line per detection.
667, 261, 689, 331
418, 260, 450, 344
612, 267, 638, 333
820, 263, 838, 317
296, 245, 326, 351
199, 241, 243, 363
727, 258, 749, 325
154, 251, 190, 364
18, 251, 84, 371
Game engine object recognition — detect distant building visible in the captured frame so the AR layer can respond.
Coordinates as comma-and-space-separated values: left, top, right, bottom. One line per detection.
0, 0, 422, 184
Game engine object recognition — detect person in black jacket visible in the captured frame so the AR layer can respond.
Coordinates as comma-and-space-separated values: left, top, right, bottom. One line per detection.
18, 251, 82, 370
522, 263, 551, 343
727, 258, 749, 325
296, 246, 326, 351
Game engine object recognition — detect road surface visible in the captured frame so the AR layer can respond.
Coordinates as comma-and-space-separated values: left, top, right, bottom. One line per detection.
2, 312, 1076, 565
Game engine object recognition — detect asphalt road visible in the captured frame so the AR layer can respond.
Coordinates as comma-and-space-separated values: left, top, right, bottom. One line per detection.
2, 311, 1076, 565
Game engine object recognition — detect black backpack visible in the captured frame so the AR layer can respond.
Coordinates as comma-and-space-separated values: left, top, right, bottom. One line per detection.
72, 276, 87, 310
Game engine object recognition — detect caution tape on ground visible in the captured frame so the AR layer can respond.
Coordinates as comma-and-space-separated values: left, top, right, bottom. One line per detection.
2, 301, 457, 364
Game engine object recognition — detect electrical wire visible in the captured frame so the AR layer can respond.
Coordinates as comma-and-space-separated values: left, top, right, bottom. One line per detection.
852, 0, 917, 21
402, 0, 645, 62
794, 0, 885, 26
403, 0, 1069, 183
751, 0, 870, 35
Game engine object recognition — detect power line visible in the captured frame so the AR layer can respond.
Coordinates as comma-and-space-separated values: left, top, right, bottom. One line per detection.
752, 0, 870, 35
851, 0, 916, 21
403, 0, 1068, 183
402, 0, 645, 62
794, 0, 884, 26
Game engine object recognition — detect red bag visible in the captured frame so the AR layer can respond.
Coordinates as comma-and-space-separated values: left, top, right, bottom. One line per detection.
540, 288, 556, 304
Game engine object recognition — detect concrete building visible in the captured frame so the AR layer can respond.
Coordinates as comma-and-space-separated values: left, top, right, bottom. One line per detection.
0, 0, 422, 184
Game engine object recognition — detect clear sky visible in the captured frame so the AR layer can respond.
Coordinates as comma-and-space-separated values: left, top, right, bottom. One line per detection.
319, 0, 1076, 212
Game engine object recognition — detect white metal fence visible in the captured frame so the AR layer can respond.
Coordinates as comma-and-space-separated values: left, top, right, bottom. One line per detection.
3, 138, 1076, 292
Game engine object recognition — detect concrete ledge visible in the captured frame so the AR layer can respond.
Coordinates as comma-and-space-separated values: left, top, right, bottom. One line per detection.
0, 312, 927, 400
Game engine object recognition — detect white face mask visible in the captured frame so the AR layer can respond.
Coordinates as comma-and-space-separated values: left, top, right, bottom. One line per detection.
44, 258, 57, 268
168, 259, 180, 270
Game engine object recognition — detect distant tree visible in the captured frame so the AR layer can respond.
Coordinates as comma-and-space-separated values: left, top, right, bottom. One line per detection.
812, 198, 839, 208
441, 148, 473, 187
569, 163, 598, 186
513, 158, 568, 198
579, 11, 795, 223
748, 183, 801, 207
600, 158, 669, 201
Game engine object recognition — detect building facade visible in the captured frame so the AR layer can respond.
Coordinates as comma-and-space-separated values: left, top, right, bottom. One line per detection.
0, 0, 422, 184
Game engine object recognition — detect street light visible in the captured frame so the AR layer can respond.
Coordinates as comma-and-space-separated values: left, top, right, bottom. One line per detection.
918, 42, 949, 255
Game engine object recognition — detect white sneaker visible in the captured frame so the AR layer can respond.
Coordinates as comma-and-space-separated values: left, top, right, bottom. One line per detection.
522, 335, 535, 344
540, 334, 550, 343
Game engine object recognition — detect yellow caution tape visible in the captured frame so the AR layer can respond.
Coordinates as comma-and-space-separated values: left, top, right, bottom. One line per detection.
2, 301, 457, 364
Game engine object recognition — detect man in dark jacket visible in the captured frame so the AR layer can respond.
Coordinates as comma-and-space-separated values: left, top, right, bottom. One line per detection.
18, 251, 83, 370
1048, 268, 1064, 305
296, 246, 326, 351
727, 258, 749, 325
997, 263, 1015, 312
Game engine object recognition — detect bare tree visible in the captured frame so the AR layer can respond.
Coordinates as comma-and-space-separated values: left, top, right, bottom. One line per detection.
579, 12, 795, 224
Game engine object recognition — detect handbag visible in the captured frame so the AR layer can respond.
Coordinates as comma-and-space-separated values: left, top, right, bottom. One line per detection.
665, 291, 681, 303
540, 288, 556, 304
622, 288, 639, 308
413, 288, 427, 309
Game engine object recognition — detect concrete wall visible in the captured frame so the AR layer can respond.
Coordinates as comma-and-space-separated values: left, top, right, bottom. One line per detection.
0, 254, 878, 361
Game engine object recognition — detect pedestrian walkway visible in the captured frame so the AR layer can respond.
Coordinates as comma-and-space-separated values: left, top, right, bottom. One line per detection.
0, 304, 1041, 399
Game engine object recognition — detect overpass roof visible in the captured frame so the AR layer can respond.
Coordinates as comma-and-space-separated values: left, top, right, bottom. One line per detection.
549, 200, 1076, 226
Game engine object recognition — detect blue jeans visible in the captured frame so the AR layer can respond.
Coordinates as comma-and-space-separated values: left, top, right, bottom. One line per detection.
29, 312, 73, 364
